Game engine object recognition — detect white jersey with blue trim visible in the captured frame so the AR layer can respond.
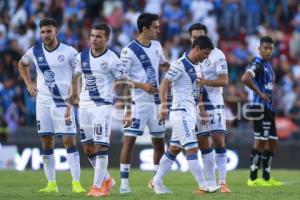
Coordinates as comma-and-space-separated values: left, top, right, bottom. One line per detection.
199, 48, 227, 106
75, 48, 126, 108
21, 42, 78, 106
165, 55, 202, 112
120, 40, 166, 104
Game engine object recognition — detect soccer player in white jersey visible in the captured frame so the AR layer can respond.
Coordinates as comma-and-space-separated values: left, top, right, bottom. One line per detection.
18, 18, 85, 193
189, 23, 231, 192
65, 23, 132, 197
119, 13, 170, 193
152, 36, 218, 194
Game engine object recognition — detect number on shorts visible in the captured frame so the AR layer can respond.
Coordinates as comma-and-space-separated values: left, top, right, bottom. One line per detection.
210, 113, 222, 124
94, 124, 102, 135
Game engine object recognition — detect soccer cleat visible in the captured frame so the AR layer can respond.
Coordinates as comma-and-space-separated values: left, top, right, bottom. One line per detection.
247, 179, 261, 186
257, 178, 272, 186
153, 182, 172, 194
87, 186, 101, 197
72, 181, 86, 193
193, 187, 209, 195
100, 177, 116, 196
39, 181, 59, 193
268, 178, 283, 186
207, 185, 220, 193
219, 183, 231, 193
120, 183, 132, 194
261, 178, 283, 186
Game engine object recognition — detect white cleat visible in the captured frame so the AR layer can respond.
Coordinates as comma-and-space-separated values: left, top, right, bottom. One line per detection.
153, 182, 172, 194
207, 185, 220, 193
120, 184, 132, 194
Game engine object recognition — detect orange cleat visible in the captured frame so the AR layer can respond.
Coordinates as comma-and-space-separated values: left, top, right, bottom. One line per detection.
220, 183, 231, 193
193, 188, 208, 195
87, 186, 101, 197
100, 177, 116, 197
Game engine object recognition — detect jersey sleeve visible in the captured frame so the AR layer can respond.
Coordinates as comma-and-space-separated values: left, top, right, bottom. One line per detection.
111, 56, 127, 80
215, 51, 228, 75
246, 59, 263, 78
20, 47, 34, 65
69, 47, 79, 69
74, 53, 82, 75
164, 60, 184, 82
120, 47, 133, 74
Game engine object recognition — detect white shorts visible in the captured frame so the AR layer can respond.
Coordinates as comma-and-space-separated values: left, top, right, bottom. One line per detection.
169, 108, 198, 150
36, 104, 76, 136
79, 105, 112, 146
196, 107, 226, 136
123, 103, 165, 138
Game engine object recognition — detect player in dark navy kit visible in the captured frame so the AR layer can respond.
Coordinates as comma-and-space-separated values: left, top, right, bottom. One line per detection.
242, 36, 283, 186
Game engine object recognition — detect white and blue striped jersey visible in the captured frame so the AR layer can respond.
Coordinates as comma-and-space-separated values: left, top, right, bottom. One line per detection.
120, 40, 166, 104
199, 48, 227, 108
21, 42, 78, 107
165, 55, 202, 112
75, 48, 126, 108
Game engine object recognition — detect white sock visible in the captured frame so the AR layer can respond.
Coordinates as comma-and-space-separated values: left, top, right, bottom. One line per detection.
120, 164, 131, 186
93, 152, 108, 188
201, 148, 217, 187
215, 148, 227, 184
87, 154, 96, 168
187, 153, 207, 188
67, 146, 81, 182
153, 152, 176, 184
104, 170, 110, 181
42, 149, 56, 182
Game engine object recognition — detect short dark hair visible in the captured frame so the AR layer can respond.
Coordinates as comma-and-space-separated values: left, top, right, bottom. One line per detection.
260, 36, 274, 45
192, 36, 214, 50
92, 23, 111, 37
39, 18, 57, 28
137, 13, 159, 33
188, 23, 207, 36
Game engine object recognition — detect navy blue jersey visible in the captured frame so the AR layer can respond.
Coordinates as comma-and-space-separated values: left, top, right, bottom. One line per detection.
246, 56, 275, 111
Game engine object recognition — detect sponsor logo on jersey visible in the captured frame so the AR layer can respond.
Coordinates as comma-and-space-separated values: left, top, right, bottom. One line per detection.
84, 75, 97, 91
37, 57, 44, 62
43, 70, 55, 88
100, 62, 108, 70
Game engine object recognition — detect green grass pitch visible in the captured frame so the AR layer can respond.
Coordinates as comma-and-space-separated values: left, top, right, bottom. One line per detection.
0, 169, 299, 200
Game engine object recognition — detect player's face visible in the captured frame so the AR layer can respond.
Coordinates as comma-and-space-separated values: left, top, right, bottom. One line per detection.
259, 42, 273, 60
40, 25, 57, 46
195, 47, 211, 62
190, 29, 206, 44
90, 29, 108, 51
146, 20, 160, 40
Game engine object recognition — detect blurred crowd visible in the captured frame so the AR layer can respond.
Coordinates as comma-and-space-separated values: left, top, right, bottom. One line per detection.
1, 0, 300, 142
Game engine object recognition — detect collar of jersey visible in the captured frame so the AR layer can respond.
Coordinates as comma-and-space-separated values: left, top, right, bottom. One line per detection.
134, 39, 152, 48
43, 42, 60, 52
90, 48, 108, 58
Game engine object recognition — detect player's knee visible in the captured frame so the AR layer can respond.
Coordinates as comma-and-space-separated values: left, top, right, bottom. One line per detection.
83, 144, 95, 156
197, 137, 210, 149
168, 145, 181, 155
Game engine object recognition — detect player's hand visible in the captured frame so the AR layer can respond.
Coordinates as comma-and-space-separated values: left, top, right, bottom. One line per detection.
158, 104, 168, 122
200, 111, 209, 125
27, 83, 38, 97
64, 106, 72, 124
141, 83, 159, 94
196, 77, 207, 86
260, 93, 271, 102
123, 111, 132, 128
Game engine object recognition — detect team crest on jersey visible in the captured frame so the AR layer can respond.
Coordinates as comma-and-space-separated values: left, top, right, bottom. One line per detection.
57, 55, 65, 62
100, 62, 108, 70
203, 59, 211, 67
43, 70, 55, 88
